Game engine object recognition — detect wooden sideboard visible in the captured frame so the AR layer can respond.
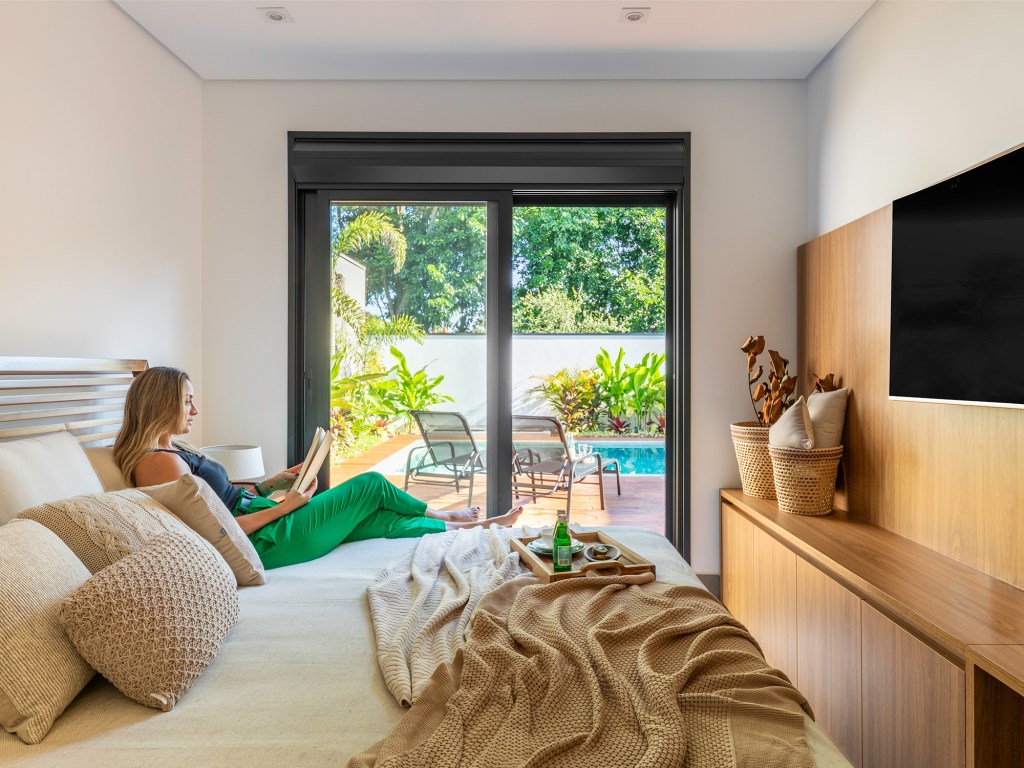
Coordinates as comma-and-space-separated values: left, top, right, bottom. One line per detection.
721, 489, 1024, 768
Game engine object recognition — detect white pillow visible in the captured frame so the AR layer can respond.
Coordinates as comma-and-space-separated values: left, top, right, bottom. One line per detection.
0, 431, 102, 525
807, 388, 849, 449
769, 396, 815, 449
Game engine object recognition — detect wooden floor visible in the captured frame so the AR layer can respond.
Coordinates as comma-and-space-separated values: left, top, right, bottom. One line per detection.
329, 434, 666, 534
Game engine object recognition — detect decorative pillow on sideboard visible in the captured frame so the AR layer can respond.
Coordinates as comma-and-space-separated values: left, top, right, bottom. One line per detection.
0, 519, 95, 744
807, 388, 849, 448
60, 531, 240, 712
0, 430, 103, 525
141, 475, 266, 587
18, 490, 196, 574
768, 395, 815, 450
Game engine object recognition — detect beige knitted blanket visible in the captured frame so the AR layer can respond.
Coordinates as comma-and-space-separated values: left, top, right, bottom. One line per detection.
352, 573, 814, 768
366, 525, 528, 706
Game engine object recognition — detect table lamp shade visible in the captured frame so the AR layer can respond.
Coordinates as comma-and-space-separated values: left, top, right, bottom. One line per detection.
201, 445, 265, 481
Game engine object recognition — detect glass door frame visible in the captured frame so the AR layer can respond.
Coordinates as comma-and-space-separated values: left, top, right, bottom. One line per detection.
288, 132, 689, 558
293, 188, 516, 518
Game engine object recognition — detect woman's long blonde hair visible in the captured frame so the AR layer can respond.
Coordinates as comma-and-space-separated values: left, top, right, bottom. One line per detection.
114, 366, 193, 485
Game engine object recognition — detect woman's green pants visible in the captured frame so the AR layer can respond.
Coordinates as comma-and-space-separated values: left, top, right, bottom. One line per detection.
237, 471, 445, 570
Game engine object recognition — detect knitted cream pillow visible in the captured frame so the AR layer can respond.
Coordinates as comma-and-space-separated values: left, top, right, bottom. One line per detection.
141, 475, 266, 587
0, 519, 94, 744
60, 531, 239, 712
18, 489, 196, 574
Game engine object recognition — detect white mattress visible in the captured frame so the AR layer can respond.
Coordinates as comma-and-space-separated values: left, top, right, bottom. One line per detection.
0, 526, 851, 767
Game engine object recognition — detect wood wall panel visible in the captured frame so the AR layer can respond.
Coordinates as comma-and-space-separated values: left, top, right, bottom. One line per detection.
861, 603, 965, 768
796, 558, 862, 767
798, 205, 1024, 588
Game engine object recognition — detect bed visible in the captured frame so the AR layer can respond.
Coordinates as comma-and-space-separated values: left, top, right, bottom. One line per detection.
0, 357, 853, 767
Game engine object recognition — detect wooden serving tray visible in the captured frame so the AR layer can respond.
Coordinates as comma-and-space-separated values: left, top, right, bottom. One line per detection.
511, 530, 657, 583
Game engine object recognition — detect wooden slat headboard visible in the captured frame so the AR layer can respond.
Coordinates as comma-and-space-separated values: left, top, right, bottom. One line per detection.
0, 357, 148, 445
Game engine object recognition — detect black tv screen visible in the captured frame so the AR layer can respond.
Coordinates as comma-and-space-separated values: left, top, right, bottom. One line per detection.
890, 146, 1024, 408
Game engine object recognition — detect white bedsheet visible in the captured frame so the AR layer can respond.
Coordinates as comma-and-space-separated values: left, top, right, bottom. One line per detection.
0, 525, 850, 767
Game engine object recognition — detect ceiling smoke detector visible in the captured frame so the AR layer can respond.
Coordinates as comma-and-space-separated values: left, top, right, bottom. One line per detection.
258, 6, 294, 23
619, 7, 650, 23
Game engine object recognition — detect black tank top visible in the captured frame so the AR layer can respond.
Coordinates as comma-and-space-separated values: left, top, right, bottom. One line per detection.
152, 447, 244, 511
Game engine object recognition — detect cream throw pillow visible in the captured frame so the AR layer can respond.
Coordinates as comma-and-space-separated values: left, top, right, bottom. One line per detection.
769, 396, 815, 449
0, 430, 102, 525
807, 388, 849, 449
60, 532, 240, 712
83, 446, 129, 491
0, 519, 94, 744
19, 490, 196, 574
141, 475, 266, 587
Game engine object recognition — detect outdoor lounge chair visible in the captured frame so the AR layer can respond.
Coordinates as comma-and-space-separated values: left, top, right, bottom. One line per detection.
404, 410, 485, 506
510, 414, 621, 518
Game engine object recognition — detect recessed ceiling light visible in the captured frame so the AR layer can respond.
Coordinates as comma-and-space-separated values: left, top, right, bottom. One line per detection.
258, 6, 294, 23
620, 7, 650, 23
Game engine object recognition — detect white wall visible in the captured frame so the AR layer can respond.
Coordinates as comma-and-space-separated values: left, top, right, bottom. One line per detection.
0, 2, 204, 433
202, 79, 807, 574
396, 334, 665, 426
808, 0, 1024, 238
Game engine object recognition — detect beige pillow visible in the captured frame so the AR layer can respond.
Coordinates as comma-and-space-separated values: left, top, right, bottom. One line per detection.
0, 519, 95, 744
19, 490, 196, 574
60, 532, 239, 712
141, 475, 266, 587
83, 446, 129, 491
0, 430, 102, 525
769, 396, 815, 449
807, 388, 849, 449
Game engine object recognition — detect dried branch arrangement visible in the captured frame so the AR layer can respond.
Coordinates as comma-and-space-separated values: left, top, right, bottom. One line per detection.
812, 372, 839, 393
741, 335, 798, 427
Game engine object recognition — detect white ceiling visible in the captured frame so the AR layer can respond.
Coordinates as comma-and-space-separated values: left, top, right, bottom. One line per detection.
114, 0, 874, 81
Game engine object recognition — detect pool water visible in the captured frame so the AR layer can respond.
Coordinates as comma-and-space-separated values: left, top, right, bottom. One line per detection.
371, 439, 665, 476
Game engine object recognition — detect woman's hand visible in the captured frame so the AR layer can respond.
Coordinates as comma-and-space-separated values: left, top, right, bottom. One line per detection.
278, 477, 317, 511
262, 464, 304, 494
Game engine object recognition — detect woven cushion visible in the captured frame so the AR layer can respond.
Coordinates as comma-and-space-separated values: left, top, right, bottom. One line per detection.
141, 475, 266, 587
60, 532, 239, 712
83, 446, 129, 491
0, 431, 102, 525
0, 519, 95, 744
807, 388, 849, 449
769, 396, 815, 449
19, 490, 196, 574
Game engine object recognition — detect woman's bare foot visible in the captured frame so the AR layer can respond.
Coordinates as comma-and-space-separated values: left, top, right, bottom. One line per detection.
425, 506, 481, 522
444, 504, 525, 531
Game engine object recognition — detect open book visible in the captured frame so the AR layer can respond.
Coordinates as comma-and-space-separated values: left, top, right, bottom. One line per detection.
269, 426, 330, 500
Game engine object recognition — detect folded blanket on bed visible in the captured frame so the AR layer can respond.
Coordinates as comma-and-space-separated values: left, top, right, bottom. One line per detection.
367, 525, 529, 706
353, 573, 814, 768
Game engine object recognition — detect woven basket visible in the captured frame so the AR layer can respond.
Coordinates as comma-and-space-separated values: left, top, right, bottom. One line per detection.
730, 421, 776, 499
768, 445, 844, 516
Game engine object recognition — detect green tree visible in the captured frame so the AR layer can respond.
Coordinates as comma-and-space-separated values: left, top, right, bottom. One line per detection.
513, 287, 626, 333
336, 205, 487, 333
513, 207, 666, 333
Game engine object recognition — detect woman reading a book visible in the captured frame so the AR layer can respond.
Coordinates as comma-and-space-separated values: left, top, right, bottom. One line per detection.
114, 366, 523, 569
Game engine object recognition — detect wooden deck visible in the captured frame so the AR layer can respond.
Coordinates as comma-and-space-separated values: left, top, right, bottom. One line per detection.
329, 434, 666, 534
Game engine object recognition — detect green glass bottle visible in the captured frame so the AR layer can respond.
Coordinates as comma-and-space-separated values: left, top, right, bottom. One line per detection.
552, 510, 573, 572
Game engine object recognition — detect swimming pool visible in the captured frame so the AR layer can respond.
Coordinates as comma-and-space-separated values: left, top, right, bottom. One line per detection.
371, 439, 665, 476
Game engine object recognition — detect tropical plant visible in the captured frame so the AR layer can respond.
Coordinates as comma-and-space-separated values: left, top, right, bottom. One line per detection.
594, 347, 632, 425
384, 346, 453, 427
529, 367, 602, 433
623, 352, 666, 431
741, 335, 797, 427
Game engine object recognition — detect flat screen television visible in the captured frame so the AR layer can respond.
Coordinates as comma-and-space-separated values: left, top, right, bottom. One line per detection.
890, 145, 1024, 408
